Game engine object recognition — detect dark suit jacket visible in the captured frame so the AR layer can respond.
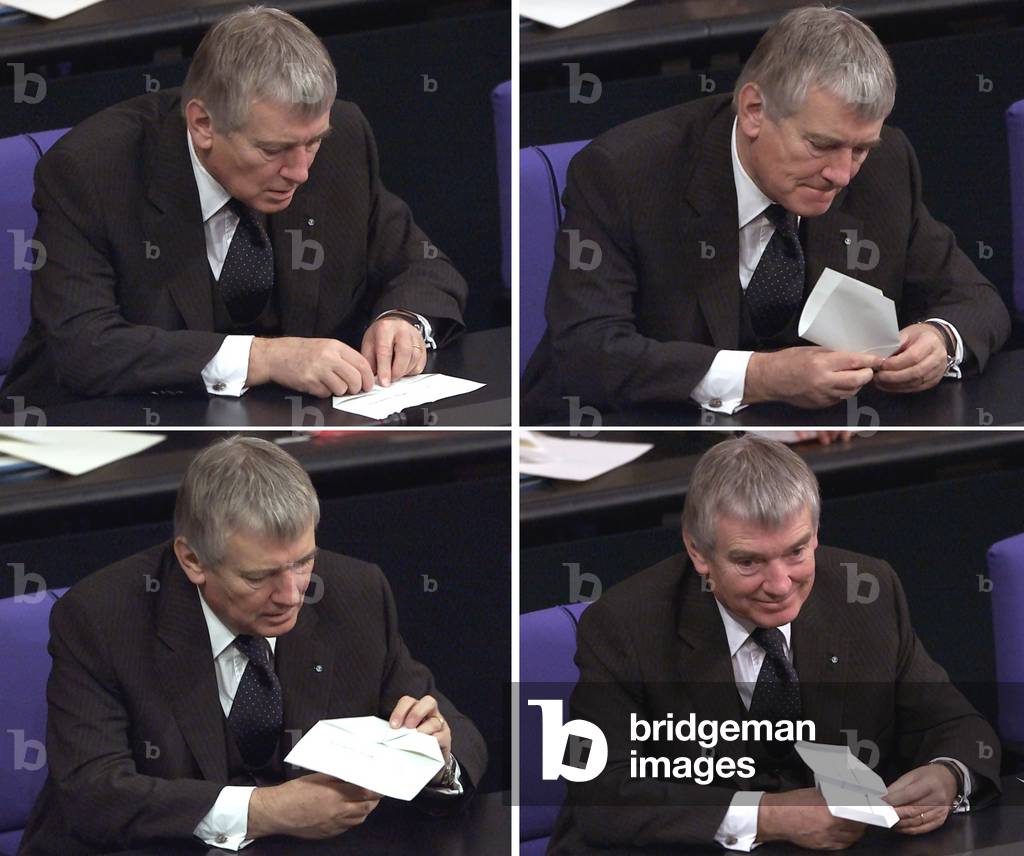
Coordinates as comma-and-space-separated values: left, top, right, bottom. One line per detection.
18, 543, 487, 856
522, 94, 1010, 424
548, 546, 1001, 853
1, 89, 468, 408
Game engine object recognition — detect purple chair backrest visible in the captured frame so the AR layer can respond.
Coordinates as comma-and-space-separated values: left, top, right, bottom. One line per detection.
0, 127, 70, 379
0, 588, 67, 855
1006, 101, 1024, 313
519, 140, 589, 373
987, 533, 1024, 742
519, 601, 591, 853
491, 80, 511, 292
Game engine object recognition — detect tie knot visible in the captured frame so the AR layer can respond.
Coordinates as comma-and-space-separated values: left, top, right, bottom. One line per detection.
234, 634, 270, 666
752, 626, 788, 659
227, 199, 268, 243
764, 203, 796, 234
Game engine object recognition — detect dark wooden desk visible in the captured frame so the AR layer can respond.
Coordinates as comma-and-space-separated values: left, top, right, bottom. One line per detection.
103, 789, 510, 855
520, 0, 1022, 71
1, 327, 510, 427
529, 349, 1024, 428
544, 775, 1024, 854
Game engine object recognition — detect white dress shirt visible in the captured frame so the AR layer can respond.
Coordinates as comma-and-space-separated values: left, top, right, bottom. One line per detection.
186, 131, 434, 398
190, 589, 462, 851
710, 600, 972, 851
690, 119, 963, 414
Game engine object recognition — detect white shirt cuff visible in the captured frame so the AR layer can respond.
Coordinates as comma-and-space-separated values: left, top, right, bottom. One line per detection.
714, 790, 764, 851
932, 757, 973, 812
201, 335, 253, 396
925, 319, 963, 379
193, 785, 256, 850
691, 350, 753, 414
374, 310, 436, 350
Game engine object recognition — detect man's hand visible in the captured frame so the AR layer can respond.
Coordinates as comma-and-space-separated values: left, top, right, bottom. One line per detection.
874, 323, 948, 393
745, 347, 883, 408
246, 337, 374, 397
884, 763, 957, 836
388, 694, 452, 782
247, 773, 381, 840
360, 317, 428, 387
756, 787, 866, 850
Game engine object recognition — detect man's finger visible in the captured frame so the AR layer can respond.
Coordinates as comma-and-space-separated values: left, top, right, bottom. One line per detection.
375, 329, 396, 387
388, 695, 418, 728
402, 695, 438, 728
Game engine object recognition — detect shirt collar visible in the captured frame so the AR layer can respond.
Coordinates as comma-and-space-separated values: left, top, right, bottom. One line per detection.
714, 597, 792, 658
731, 116, 775, 231
186, 129, 231, 223
197, 588, 277, 659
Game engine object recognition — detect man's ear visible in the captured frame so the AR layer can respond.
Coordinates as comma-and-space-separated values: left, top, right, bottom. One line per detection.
683, 531, 712, 576
173, 536, 207, 586
185, 98, 215, 152
736, 82, 766, 142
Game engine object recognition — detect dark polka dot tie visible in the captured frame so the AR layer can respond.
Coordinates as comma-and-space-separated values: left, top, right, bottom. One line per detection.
228, 634, 283, 769
748, 626, 802, 724
219, 199, 275, 324
745, 203, 805, 337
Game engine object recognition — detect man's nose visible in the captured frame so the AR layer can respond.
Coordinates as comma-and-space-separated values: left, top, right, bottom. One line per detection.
273, 569, 304, 606
759, 560, 793, 597
280, 147, 311, 184
820, 148, 854, 188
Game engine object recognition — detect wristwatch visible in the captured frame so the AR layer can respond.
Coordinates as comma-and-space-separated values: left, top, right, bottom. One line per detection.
923, 320, 957, 373
930, 759, 966, 810
380, 309, 425, 338
437, 753, 457, 789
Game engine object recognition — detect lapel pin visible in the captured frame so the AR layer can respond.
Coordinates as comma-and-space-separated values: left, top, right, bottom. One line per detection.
307, 218, 315, 227
313, 663, 323, 673
830, 655, 839, 664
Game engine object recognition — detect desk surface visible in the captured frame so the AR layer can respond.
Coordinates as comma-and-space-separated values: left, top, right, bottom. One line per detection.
1, 327, 510, 428
104, 789, 510, 855
520, 0, 1018, 69
549, 349, 1024, 428
0, 0, 498, 60
521, 429, 1024, 525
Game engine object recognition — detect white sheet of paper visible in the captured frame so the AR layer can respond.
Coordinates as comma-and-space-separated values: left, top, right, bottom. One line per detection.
795, 741, 899, 828
284, 716, 444, 801
519, 432, 652, 482
0, 431, 165, 476
332, 373, 484, 419
798, 268, 901, 357
1, 0, 105, 20
520, 0, 635, 29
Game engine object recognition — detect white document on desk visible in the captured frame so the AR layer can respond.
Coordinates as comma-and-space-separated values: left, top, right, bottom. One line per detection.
798, 268, 902, 357
284, 716, 444, 801
1, 0, 106, 20
332, 373, 484, 419
519, 431, 652, 481
520, 0, 635, 29
795, 741, 900, 828
0, 430, 165, 476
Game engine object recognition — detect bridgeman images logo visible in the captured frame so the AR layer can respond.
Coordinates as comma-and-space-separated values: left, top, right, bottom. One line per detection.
528, 700, 609, 782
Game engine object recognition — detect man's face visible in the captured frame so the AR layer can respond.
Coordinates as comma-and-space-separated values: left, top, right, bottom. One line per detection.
685, 508, 817, 628
189, 98, 332, 214
191, 523, 317, 637
737, 85, 884, 218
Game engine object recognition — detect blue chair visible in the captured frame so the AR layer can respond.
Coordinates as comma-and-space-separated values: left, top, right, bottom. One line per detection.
0, 587, 67, 856
986, 533, 1024, 752
490, 80, 511, 293
0, 127, 70, 386
519, 140, 589, 372
519, 601, 591, 856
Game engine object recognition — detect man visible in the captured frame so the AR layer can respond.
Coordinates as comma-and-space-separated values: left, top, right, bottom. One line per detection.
2, 6, 467, 409
523, 7, 1009, 424
19, 436, 487, 855
548, 435, 1000, 852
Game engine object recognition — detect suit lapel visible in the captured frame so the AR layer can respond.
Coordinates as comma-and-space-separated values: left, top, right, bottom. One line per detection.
684, 109, 742, 348
145, 110, 216, 331
154, 550, 228, 782
269, 188, 324, 337
276, 600, 333, 744
792, 569, 849, 743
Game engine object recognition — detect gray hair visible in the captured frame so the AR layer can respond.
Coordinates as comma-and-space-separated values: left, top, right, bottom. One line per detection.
181, 5, 337, 133
174, 436, 321, 568
732, 6, 896, 121
683, 435, 820, 555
